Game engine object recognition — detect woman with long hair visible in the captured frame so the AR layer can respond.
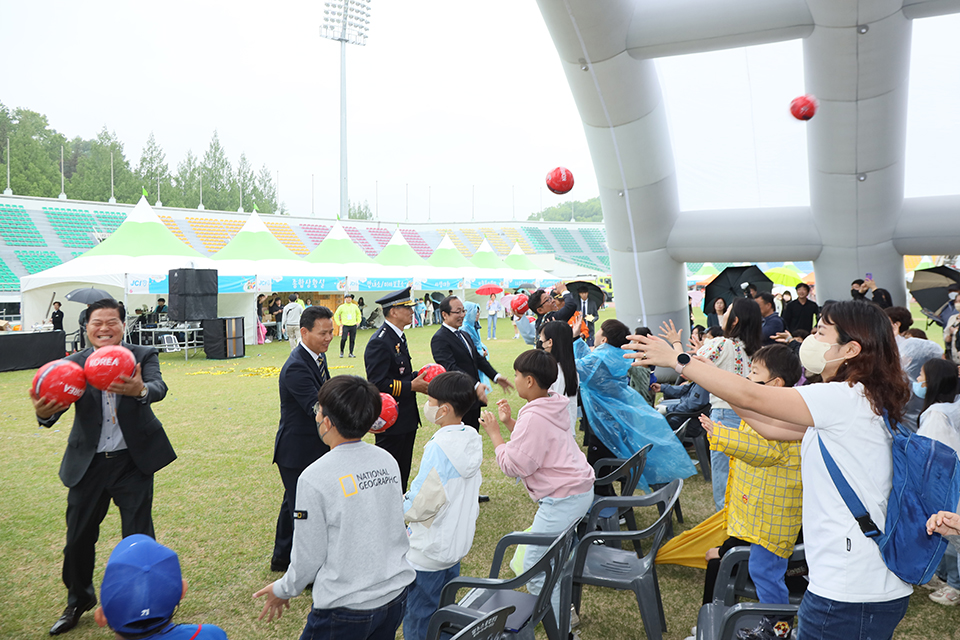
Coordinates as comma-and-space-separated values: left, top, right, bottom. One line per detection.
664, 296, 763, 509
540, 321, 579, 436
630, 300, 913, 640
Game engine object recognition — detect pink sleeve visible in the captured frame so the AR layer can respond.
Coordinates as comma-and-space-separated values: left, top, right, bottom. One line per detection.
494, 442, 539, 479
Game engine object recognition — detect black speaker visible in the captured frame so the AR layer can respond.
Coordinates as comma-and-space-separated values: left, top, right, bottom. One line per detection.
202, 317, 245, 359
168, 269, 218, 322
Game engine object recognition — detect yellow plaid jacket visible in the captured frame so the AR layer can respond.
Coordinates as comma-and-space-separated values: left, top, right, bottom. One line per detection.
711, 419, 802, 558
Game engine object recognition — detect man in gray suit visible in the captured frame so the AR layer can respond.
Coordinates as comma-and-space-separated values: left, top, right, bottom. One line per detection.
31, 298, 176, 635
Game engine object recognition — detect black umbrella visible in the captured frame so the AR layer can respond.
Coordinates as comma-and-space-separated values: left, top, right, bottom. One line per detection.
565, 281, 605, 311
429, 292, 446, 304
702, 265, 773, 313
65, 286, 115, 305
908, 266, 960, 322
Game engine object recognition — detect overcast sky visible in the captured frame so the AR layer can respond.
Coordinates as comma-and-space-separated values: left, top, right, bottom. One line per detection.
2, 2, 958, 223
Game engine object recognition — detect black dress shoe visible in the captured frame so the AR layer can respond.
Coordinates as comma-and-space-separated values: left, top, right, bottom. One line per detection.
50, 598, 96, 635
478, 494, 490, 503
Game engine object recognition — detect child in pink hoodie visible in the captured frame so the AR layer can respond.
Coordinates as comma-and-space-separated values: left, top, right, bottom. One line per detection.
480, 348, 595, 625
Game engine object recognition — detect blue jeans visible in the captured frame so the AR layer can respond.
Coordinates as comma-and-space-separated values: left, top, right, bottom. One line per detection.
299, 587, 408, 640
524, 490, 595, 626
748, 544, 789, 604
796, 591, 909, 640
403, 564, 460, 640
487, 316, 497, 339
937, 543, 960, 589
710, 408, 739, 511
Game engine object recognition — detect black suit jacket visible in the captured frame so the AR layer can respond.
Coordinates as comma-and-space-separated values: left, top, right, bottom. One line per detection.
431, 325, 499, 415
40, 343, 175, 488
364, 323, 420, 435
273, 344, 329, 469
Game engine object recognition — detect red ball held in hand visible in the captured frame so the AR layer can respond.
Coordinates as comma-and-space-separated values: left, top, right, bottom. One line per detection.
511, 295, 529, 315
83, 345, 136, 391
370, 392, 399, 433
418, 363, 446, 383
33, 360, 87, 406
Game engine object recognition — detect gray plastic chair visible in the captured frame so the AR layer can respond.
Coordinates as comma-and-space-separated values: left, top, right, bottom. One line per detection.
437, 525, 578, 640
427, 604, 515, 640
588, 443, 653, 535
695, 545, 806, 640
561, 478, 683, 640
667, 404, 713, 481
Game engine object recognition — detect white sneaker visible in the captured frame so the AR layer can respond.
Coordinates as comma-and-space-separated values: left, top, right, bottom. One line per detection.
921, 574, 949, 591
930, 585, 960, 606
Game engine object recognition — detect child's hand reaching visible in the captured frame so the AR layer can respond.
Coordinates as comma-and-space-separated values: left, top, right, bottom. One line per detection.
699, 414, 717, 437
496, 399, 516, 431
927, 511, 960, 537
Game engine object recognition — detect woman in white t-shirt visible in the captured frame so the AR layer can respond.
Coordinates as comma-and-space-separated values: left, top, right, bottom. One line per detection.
629, 300, 914, 640
540, 321, 579, 437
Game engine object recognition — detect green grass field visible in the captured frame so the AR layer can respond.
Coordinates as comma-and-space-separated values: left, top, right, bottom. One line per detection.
1, 307, 956, 639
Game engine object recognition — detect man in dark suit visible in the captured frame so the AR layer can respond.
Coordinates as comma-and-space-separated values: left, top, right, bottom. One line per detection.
271, 305, 334, 572
364, 288, 430, 491
431, 296, 513, 430
576, 285, 601, 346
31, 297, 176, 635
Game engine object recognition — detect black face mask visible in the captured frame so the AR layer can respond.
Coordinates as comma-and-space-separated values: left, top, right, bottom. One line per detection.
851, 289, 865, 300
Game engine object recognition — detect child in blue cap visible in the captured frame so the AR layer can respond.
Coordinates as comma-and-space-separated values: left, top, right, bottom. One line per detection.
95, 534, 227, 639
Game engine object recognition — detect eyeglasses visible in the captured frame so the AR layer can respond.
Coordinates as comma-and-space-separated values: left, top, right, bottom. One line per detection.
448, 309, 466, 314
89, 320, 123, 329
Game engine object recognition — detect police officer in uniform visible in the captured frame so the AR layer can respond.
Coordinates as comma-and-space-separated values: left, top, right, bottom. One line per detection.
364, 287, 430, 491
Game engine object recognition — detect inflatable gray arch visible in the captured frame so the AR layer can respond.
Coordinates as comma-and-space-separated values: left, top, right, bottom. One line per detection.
537, 0, 960, 329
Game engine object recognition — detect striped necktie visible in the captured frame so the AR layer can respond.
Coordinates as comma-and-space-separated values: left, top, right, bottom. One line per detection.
317, 354, 329, 383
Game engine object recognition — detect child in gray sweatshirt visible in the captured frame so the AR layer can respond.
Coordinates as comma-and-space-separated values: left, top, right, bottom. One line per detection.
254, 375, 415, 639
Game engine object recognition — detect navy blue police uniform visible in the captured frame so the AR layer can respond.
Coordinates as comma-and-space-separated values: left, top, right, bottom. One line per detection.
364, 288, 420, 491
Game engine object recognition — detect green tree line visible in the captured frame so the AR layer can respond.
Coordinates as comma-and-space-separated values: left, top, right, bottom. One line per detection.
0, 102, 284, 213
527, 196, 602, 222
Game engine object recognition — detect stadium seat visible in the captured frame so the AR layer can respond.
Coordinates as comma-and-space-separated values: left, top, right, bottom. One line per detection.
343, 226, 378, 257
0, 257, 20, 291
479, 227, 511, 256
366, 227, 392, 251
521, 227, 553, 253
299, 224, 331, 248
263, 220, 309, 255
1, 204, 46, 246
400, 228, 433, 259
15, 250, 63, 274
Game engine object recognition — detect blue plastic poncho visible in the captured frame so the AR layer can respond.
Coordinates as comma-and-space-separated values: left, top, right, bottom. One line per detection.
463, 301, 492, 387
575, 340, 696, 488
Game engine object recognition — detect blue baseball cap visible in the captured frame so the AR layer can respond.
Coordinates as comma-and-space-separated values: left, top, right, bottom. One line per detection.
101, 535, 182, 636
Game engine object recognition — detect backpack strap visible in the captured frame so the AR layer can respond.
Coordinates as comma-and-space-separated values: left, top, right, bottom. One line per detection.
817, 434, 882, 539
189, 624, 202, 640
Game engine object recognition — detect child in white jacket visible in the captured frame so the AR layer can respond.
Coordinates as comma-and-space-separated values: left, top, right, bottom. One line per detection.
402, 372, 483, 640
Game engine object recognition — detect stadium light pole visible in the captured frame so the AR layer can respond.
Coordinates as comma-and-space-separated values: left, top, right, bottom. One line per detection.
4, 137, 11, 195
320, 0, 372, 222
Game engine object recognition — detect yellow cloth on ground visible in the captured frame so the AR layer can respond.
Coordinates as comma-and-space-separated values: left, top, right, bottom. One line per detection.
655, 507, 728, 569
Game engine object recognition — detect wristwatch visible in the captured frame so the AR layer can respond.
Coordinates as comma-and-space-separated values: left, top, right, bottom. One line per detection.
138, 385, 148, 400
674, 352, 692, 375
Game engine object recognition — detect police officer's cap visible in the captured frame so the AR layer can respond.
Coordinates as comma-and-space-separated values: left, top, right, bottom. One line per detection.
376, 287, 416, 310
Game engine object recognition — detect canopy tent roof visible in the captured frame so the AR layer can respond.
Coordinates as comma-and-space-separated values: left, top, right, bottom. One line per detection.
470, 239, 511, 271
375, 229, 432, 268
306, 222, 375, 265
503, 243, 541, 271
428, 235, 475, 269
21, 197, 213, 291
211, 211, 303, 262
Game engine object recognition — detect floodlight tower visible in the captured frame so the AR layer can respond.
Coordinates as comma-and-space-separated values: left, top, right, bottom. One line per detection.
320, 0, 372, 221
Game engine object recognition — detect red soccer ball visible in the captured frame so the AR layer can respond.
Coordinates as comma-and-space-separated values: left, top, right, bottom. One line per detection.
33, 360, 87, 406
83, 345, 136, 391
546, 167, 574, 194
370, 392, 399, 434
418, 363, 446, 383
512, 295, 529, 315
790, 94, 818, 121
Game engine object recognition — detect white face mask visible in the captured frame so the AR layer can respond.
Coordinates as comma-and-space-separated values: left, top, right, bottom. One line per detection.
798, 334, 846, 375
423, 401, 445, 425
950, 292, 958, 301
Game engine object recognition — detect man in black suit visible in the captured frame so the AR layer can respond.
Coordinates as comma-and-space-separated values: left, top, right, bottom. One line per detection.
271, 305, 333, 572
364, 288, 430, 491
430, 295, 513, 430
50, 300, 64, 332
31, 297, 176, 635
576, 285, 601, 346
